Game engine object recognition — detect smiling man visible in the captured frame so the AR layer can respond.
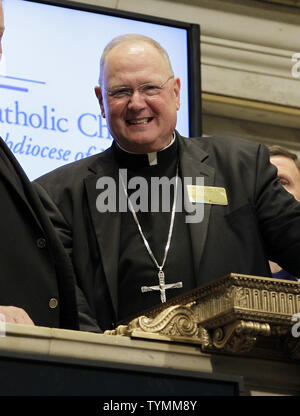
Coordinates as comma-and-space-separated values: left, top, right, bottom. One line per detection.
95, 37, 180, 154
35, 34, 300, 332
0, 0, 78, 329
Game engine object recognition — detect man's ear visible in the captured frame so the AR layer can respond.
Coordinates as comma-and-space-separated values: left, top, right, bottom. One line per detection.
174, 77, 181, 111
95, 85, 105, 118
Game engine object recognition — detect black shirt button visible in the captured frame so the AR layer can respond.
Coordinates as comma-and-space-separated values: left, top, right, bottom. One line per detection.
37, 238, 46, 248
49, 298, 58, 309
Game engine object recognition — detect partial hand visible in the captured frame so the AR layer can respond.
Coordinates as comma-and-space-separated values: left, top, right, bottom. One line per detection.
0, 306, 35, 325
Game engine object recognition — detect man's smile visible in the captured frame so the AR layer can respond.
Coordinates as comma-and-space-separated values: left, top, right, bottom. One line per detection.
126, 117, 154, 125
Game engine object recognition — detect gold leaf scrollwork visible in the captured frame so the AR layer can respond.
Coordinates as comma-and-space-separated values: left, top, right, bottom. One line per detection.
136, 305, 198, 337
104, 305, 199, 339
104, 274, 300, 360
212, 320, 271, 353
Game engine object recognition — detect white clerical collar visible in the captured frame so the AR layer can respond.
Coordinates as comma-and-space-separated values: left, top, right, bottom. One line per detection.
116, 133, 176, 166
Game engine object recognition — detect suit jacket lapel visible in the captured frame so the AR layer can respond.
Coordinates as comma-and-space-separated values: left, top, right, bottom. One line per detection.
84, 149, 120, 318
178, 135, 215, 284
0, 138, 44, 227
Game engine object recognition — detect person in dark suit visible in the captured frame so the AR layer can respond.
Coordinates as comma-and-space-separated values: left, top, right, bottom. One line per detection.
0, 1, 78, 329
34, 34, 300, 332
268, 145, 300, 282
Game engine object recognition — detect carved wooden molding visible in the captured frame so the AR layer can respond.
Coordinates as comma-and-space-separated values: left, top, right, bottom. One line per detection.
105, 274, 300, 361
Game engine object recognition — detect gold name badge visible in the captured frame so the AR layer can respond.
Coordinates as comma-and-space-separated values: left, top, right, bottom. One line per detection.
187, 185, 228, 205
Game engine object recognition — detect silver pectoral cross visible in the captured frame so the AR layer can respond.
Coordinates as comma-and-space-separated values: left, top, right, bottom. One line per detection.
141, 270, 183, 303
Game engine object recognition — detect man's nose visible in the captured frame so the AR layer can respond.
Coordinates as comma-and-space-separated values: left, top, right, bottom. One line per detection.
127, 89, 146, 109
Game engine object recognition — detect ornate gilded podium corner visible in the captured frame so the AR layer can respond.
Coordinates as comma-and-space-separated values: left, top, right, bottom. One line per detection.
104, 303, 208, 344
105, 274, 300, 361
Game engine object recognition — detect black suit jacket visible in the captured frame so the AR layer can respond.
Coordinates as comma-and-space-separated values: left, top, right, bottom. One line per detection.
35, 133, 300, 331
0, 137, 78, 329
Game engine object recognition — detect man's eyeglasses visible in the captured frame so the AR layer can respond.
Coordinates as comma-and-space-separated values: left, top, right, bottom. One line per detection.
105, 76, 174, 100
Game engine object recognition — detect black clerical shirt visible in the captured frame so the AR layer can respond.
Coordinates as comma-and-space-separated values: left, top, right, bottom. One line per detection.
113, 138, 196, 323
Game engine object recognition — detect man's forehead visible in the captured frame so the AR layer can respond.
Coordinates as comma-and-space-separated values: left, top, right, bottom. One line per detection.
106, 40, 163, 63
104, 42, 169, 81
270, 155, 298, 173
123, 42, 151, 55
271, 155, 293, 164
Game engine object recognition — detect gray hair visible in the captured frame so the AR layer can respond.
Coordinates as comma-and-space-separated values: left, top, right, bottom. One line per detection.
98, 34, 174, 86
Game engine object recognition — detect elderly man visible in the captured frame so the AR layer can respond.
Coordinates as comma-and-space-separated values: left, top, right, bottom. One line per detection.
35, 34, 300, 332
0, 0, 78, 329
268, 145, 300, 281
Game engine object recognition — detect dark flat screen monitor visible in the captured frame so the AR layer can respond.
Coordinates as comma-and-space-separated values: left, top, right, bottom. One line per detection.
0, 0, 201, 179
